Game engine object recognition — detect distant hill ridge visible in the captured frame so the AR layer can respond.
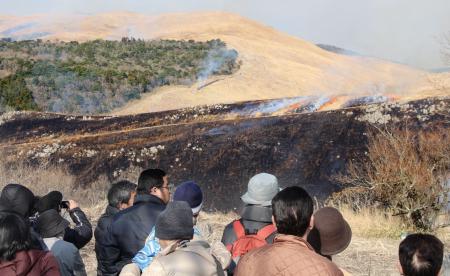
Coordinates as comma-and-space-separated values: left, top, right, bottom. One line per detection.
0, 11, 448, 114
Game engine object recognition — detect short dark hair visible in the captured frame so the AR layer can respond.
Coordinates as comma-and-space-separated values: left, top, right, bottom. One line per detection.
272, 186, 313, 237
399, 233, 444, 276
137, 169, 166, 195
107, 180, 137, 208
0, 212, 31, 261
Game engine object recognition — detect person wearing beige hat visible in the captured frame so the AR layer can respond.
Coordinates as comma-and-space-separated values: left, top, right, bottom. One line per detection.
221, 173, 280, 274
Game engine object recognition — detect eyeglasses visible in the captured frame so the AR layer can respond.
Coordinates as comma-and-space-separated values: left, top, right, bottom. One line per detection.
160, 184, 174, 192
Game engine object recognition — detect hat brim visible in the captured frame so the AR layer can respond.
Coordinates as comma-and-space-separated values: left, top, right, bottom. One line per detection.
320, 220, 352, 256
241, 192, 273, 207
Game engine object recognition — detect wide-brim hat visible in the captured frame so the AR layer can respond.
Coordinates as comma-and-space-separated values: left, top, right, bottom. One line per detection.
241, 173, 280, 206
36, 209, 70, 238
307, 207, 352, 256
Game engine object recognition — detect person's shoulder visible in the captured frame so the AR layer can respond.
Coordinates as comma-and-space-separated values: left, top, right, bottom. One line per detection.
224, 220, 235, 230
142, 256, 165, 276
234, 245, 271, 275
111, 204, 138, 223
52, 239, 78, 254
96, 212, 114, 229
221, 219, 239, 245
222, 219, 238, 236
308, 251, 343, 275
37, 249, 59, 265
240, 243, 272, 261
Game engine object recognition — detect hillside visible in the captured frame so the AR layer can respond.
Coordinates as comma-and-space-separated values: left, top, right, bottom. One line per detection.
1, 11, 447, 114
0, 39, 238, 113
1, 97, 448, 210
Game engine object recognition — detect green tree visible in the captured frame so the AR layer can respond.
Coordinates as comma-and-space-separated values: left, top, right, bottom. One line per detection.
0, 75, 38, 110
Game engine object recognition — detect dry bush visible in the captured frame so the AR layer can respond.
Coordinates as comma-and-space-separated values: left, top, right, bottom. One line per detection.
334, 127, 450, 231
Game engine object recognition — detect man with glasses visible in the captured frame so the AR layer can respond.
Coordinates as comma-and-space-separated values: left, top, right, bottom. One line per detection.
102, 169, 170, 275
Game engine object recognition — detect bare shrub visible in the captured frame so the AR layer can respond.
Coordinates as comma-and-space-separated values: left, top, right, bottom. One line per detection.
334, 127, 450, 231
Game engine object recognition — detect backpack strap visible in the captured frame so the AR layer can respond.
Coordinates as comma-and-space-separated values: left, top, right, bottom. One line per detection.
256, 224, 276, 240
232, 220, 246, 239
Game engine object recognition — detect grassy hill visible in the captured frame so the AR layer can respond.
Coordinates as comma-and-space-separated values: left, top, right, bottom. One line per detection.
0, 12, 448, 114
0, 38, 238, 113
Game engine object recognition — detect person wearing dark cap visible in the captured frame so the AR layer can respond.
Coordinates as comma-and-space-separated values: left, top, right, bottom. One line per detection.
36, 209, 86, 276
102, 169, 169, 275
36, 191, 93, 250
0, 183, 46, 250
131, 181, 230, 272
96, 180, 137, 276
121, 201, 225, 276
173, 180, 203, 221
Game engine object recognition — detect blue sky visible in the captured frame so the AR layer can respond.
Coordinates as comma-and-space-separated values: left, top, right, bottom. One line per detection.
1, 0, 449, 69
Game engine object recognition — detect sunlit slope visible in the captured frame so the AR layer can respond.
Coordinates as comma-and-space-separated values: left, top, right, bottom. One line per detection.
0, 12, 447, 114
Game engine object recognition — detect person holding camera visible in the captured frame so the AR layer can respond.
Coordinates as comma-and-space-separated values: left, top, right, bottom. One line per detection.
35, 191, 93, 249
36, 208, 87, 276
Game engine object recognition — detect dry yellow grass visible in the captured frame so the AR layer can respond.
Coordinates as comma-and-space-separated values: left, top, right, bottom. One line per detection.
338, 205, 407, 239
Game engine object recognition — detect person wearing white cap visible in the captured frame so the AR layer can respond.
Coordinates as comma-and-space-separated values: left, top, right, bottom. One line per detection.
221, 173, 280, 274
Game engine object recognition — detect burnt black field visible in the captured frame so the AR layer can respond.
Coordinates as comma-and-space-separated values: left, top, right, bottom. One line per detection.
0, 97, 448, 210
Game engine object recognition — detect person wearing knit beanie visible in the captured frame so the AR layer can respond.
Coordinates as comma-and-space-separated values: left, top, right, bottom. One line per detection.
173, 181, 203, 224
128, 200, 225, 276
155, 201, 194, 243
132, 182, 231, 273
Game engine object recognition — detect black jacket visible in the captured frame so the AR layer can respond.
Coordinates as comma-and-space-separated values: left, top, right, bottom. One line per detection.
63, 207, 93, 249
0, 184, 46, 250
221, 205, 276, 274
95, 205, 119, 276
102, 194, 166, 275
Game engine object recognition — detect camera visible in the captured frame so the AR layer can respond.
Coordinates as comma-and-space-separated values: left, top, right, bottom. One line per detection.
60, 200, 70, 209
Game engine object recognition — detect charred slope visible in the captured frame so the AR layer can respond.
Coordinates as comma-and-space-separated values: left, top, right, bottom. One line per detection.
0, 98, 448, 210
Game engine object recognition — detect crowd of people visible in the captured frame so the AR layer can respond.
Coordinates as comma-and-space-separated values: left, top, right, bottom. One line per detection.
0, 168, 446, 276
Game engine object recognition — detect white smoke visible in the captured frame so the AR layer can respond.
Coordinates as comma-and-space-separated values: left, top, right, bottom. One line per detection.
196, 47, 238, 89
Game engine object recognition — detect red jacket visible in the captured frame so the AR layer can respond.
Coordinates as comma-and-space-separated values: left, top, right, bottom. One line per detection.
0, 250, 60, 276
